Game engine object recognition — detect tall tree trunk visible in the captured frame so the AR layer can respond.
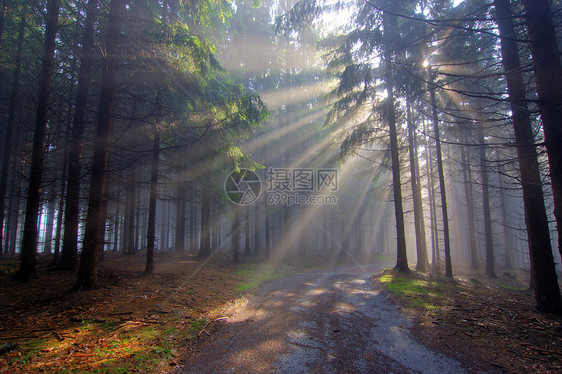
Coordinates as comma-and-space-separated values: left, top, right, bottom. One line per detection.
497, 159, 514, 269
75, 0, 124, 290
494, 0, 562, 312
59, 0, 98, 271
14, 0, 61, 282
113, 187, 120, 252
121, 180, 130, 255
383, 10, 409, 273
189, 186, 195, 251
126, 165, 136, 255
0, 11, 25, 256
477, 127, 497, 278
429, 75, 453, 277
212, 200, 219, 251
264, 197, 270, 258
198, 183, 211, 257
6, 158, 24, 255
521, 0, 562, 267
232, 205, 240, 262
461, 147, 479, 269
144, 91, 161, 276
53, 127, 71, 262
42, 196, 56, 254
175, 185, 186, 251
244, 205, 251, 256
407, 98, 429, 271
254, 203, 261, 254
136, 184, 142, 250
425, 119, 440, 272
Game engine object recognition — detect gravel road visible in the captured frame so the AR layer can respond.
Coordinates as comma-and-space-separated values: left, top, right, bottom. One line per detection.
177, 265, 467, 373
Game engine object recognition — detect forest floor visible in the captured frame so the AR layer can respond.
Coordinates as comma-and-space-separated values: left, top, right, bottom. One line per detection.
0, 252, 560, 373
374, 266, 562, 373
0, 250, 306, 374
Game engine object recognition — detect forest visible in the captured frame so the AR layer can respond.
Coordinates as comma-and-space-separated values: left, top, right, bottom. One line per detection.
0, 0, 562, 372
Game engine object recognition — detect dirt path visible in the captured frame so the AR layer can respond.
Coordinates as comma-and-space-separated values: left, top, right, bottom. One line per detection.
176, 265, 467, 373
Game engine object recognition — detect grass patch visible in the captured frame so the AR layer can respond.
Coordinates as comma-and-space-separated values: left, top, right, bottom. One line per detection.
496, 281, 524, 291
235, 264, 286, 292
377, 269, 457, 311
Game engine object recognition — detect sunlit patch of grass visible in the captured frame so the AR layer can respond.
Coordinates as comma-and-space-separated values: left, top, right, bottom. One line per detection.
496, 281, 524, 291
190, 318, 207, 331
377, 269, 457, 311
379, 274, 432, 295
235, 264, 287, 292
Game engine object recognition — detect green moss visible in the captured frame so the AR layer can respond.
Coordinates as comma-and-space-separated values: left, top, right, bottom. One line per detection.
497, 281, 523, 291
378, 270, 456, 311
190, 318, 206, 331
235, 265, 285, 292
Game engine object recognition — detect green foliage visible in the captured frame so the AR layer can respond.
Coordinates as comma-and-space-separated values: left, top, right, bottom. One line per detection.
235, 264, 287, 292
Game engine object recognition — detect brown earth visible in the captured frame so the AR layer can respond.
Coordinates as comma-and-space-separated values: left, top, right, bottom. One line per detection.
1, 252, 561, 373
0, 251, 286, 374
373, 267, 562, 373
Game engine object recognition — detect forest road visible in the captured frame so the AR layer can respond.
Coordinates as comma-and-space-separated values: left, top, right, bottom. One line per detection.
177, 264, 467, 374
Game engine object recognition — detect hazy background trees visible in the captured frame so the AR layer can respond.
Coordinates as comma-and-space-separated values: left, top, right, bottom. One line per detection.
0, 0, 560, 312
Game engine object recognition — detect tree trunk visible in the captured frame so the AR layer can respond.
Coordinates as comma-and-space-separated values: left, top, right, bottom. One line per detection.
264, 197, 270, 258
0, 11, 25, 256
136, 183, 142, 250
59, 0, 98, 271
42, 196, 56, 254
244, 205, 251, 256
125, 166, 137, 255
521, 0, 562, 268
144, 91, 161, 276
75, 0, 124, 290
429, 76, 453, 277
175, 185, 186, 251
189, 186, 195, 251
198, 183, 211, 257
497, 160, 514, 269
113, 187, 120, 252
14, 0, 61, 282
6, 158, 24, 255
53, 128, 71, 262
425, 118, 440, 272
383, 10, 409, 273
477, 126, 497, 278
121, 180, 130, 255
494, 0, 562, 312
232, 205, 240, 262
407, 98, 429, 271
461, 147, 479, 269
254, 203, 261, 254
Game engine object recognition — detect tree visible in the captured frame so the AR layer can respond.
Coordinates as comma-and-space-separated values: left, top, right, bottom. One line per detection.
144, 90, 161, 276
477, 124, 497, 278
13, 0, 61, 282
382, 7, 409, 273
493, 0, 562, 313
407, 98, 429, 271
0, 8, 26, 257
461, 146, 479, 269
428, 69, 453, 277
58, 0, 99, 271
521, 0, 562, 265
75, 0, 125, 289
